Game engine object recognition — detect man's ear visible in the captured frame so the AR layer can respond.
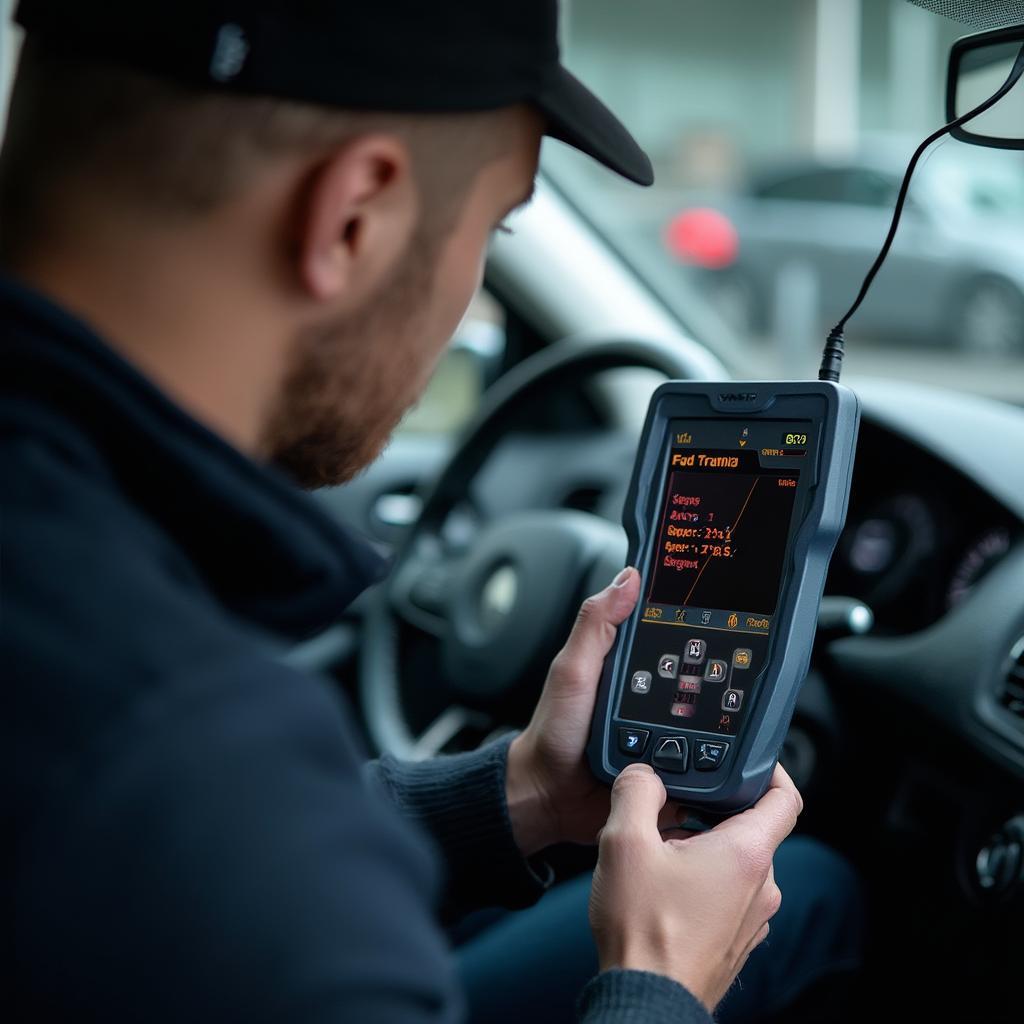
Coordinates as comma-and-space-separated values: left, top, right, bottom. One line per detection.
295, 133, 418, 304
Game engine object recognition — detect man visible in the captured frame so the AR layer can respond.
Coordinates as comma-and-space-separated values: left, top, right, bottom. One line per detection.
5, 2, 861, 1021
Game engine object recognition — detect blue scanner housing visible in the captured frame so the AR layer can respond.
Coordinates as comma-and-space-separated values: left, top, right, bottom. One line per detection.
587, 380, 860, 815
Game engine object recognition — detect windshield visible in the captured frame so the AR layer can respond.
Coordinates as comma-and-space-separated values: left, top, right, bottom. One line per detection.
545, 1, 1024, 403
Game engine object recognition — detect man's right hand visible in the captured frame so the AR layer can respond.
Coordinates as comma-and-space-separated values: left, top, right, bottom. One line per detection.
588, 762, 803, 1012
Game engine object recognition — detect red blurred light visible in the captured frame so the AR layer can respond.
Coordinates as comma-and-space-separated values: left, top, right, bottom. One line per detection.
664, 207, 739, 269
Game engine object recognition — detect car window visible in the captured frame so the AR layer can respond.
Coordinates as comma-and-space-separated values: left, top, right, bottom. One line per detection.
944, 163, 1024, 216
845, 169, 900, 208
546, 0, 1024, 403
396, 288, 506, 435
968, 175, 1024, 215
754, 168, 899, 207
754, 170, 852, 203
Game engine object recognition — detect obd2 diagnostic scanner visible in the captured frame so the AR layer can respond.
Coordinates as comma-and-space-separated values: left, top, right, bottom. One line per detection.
586, 382, 858, 815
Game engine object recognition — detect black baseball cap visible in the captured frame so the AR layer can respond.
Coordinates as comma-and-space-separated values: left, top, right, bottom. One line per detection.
13, 0, 654, 186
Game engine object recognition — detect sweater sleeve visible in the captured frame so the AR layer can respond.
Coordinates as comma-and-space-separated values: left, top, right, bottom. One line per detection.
577, 970, 714, 1024
365, 733, 554, 919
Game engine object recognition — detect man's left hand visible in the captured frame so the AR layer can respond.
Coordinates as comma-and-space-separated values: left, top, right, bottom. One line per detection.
506, 567, 684, 855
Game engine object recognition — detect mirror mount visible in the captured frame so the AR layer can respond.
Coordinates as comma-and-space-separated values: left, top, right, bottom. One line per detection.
945, 24, 1024, 150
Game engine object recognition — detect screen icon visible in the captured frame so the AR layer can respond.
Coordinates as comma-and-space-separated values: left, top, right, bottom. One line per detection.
732, 648, 752, 669
704, 659, 728, 683
674, 608, 687, 623
700, 610, 712, 625
684, 638, 706, 664
722, 688, 744, 712
727, 612, 739, 628
630, 670, 652, 694
671, 702, 697, 717
657, 654, 679, 679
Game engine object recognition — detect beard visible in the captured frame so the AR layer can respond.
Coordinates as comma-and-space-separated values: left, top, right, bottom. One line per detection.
263, 239, 436, 490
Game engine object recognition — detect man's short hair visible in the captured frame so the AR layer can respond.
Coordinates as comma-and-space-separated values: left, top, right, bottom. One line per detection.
0, 39, 512, 264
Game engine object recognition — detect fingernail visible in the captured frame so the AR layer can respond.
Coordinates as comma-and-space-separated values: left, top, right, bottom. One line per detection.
612, 566, 635, 588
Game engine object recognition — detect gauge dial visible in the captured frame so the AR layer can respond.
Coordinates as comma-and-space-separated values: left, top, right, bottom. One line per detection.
847, 517, 899, 574
843, 494, 937, 604
947, 528, 1012, 609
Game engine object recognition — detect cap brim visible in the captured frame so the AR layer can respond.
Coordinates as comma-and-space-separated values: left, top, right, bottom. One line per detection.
534, 66, 654, 186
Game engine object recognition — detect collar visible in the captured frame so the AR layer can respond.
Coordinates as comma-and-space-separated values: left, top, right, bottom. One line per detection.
0, 273, 390, 640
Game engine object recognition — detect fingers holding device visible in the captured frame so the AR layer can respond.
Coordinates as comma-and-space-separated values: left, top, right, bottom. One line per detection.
589, 762, 803, 1011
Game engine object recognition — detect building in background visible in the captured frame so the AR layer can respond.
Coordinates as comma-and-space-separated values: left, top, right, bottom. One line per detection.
560, 0, 964, 176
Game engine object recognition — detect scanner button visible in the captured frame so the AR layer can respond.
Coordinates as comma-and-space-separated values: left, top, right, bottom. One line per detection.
704, 659, 729, 683
722, 689, 744, 712
693, 740, 729, 771
657, 654, 679, 678
630, 670, 652, 694
652, 736, 688, 773
732, 648, 753, 670
618, 728, 650, 757
684, 638, 706, 664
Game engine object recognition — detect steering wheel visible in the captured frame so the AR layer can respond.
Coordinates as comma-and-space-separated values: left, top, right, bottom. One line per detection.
359, 335, 700, 759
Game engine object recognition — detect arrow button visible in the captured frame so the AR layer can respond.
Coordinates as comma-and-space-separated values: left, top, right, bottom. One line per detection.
652, 736, 689, 773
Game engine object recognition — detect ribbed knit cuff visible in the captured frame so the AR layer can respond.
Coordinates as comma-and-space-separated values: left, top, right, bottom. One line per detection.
367, 733, 553, 916
577, 969, 713, 1024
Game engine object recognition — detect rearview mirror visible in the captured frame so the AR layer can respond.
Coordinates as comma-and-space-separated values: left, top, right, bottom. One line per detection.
946, 24, 1024, 150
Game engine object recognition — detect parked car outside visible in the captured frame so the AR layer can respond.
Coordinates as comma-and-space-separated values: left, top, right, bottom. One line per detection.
655, 141, 1024, 353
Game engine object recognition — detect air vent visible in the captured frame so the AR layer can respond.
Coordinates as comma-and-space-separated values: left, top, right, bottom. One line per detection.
997, 635, 1024, 723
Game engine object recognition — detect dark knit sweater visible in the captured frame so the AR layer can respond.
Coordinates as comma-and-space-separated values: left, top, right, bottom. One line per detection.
5, 274, 710, 1024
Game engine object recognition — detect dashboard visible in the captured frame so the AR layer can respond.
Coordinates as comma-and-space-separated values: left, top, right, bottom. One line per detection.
825, 418, 1021, 634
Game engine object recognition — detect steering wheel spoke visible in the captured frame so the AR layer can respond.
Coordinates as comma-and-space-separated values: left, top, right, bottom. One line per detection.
388, 536, 461, 636
408, 706, 495, 760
